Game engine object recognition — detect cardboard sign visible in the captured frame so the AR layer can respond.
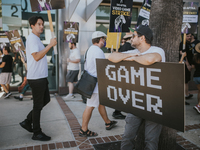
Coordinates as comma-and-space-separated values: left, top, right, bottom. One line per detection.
137, 0, 152, 26
6, 30, 25, 52
0, 31, 10, 49
109, 0, 133, 32
96, 59, 185, 132
105, 29, 121, 49
30, 0, 65, 12
182, 2, 199, 34
63, 22, 79, 43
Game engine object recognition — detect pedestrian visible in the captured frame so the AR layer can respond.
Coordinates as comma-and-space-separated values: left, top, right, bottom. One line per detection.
179, 33, 193, 104
79, 31, 117, 137
14, 57, 30, 101
112, 32, 135, 119
19, 16, 57, 141
0, 46, 13, 98
64, 40, 80, 99
108, 25, 165, 150
192, 43, 200, 114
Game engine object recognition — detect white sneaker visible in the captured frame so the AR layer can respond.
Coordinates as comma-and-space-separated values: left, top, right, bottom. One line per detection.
63, 94, 75, 99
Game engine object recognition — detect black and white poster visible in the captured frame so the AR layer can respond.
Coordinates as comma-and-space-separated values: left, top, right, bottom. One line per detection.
0, 31, 10, 50
63, 22, 79, 43
30, 0, 65, 12
182, 2, 199, 34
137, 0, 152, 26
96, 59, 185, 132
109, 0, 133, 32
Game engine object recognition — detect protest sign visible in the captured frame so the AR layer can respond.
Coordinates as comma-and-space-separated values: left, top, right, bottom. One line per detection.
0, 31, 10, 49
30, 0, 65, 12
63, 22, 79, 43
109, 0, 133, 32
105, 29, 121, 50
6, 30, 25, 52
137, 0, 152, 26
96, 59, 185, 132
182, 2, 199, 34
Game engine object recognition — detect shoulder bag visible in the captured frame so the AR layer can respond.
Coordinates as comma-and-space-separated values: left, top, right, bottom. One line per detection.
74, 49, 97, 98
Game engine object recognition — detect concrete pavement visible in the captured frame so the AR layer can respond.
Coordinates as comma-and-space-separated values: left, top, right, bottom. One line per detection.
0, 91, 199, 150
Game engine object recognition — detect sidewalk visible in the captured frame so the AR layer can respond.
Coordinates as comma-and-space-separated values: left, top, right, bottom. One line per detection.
0, 92, 199, 150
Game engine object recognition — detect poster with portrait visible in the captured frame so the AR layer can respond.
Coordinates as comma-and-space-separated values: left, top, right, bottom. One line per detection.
137, 0, 152, 26
63, 22, 79, 43
182, 2, 199, 34
6, 30, 25, 52
96, 59, 185, 132
0, 31, 10, 50
30, 0, 65, 12
109, 0, 133, 32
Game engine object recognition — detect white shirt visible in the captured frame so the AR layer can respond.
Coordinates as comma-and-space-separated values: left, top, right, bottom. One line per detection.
26, 33, 48, 79
67, 48, 81, 70
85, 45, 105, 93
125, 46, 166, 62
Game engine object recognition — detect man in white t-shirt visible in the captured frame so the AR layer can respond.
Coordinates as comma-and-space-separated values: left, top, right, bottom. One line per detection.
79, 31, 117, 137
108, 25, 165, 150
64, 41, 80, 99
19, 16, 57, 141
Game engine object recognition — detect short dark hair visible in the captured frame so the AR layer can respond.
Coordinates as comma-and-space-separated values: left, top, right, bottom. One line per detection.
137, 32, 152, 44
4, 46, 10, 53
71, 42, 76, 46
29, 16, 44, 27
92, 37, 101, 44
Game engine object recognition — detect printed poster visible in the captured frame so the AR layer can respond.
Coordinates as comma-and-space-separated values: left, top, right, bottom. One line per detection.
6, 30, 25, 52
96, 59, 185, 132
137, 0, 152, 26
182, 2, 199, 34
0, 31, 10, 50
109, 0, 133, 32
30, 0, 65, 12
63, 22, 79, 43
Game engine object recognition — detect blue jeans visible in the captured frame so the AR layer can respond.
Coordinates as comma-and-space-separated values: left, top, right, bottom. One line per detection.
26, 78, 50, 134
21, 84, 30, 95
193, 77, 200, 84
121, 113, 162, 150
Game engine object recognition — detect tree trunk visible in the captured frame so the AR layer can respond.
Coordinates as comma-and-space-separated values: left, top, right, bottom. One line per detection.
135, 0, 183, 149
150, 0, 183, 62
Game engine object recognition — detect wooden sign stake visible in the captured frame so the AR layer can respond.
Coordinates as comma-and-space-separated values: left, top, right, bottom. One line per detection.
47, 10, 57, 54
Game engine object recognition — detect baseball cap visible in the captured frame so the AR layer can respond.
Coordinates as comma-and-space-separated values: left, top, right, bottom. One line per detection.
92, 31, 107, 39
123, 33, 132, 39
129, 25, 153, 41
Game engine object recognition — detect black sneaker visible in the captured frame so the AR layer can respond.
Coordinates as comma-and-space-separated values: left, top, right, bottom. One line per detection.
4, 92, 12, 98
19, 120, 33, 132
32, 132, 51, 141
112, 112, 126, 119
185, 94, 193, 99
14, 96, 23, 101
185, 102, 190, 105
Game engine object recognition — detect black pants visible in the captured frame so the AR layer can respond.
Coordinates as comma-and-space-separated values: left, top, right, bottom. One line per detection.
26, 78, 50, 134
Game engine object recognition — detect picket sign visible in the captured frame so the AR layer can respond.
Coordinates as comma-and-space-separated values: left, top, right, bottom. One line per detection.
47, 10, 57, 54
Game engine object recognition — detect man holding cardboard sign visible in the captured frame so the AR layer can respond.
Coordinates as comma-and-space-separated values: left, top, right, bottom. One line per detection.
19, 16, 57, 141
108, 25, 165, 150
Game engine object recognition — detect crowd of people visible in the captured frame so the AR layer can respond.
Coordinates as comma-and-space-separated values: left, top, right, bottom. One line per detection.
0, 15, 199, 149
179, 33, 200, 111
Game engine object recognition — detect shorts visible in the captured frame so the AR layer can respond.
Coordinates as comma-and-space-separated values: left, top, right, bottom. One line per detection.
66, 70, 79, 83
0, 72, 12, 84
87, 93, 99, 108
193, 77, 200, 84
